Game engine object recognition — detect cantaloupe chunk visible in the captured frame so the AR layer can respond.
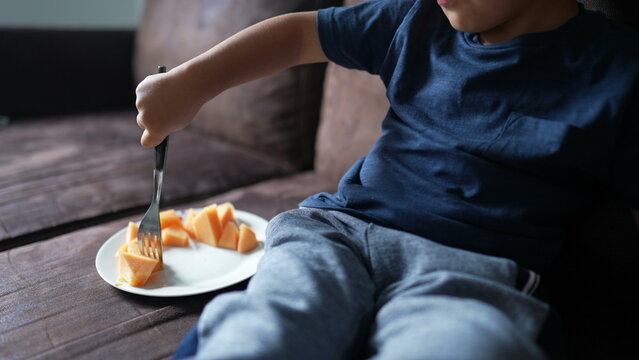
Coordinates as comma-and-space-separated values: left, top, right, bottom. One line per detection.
126, 222, 139, 241
203, 204, 223, 241
126, 239, 142, 256
160, 209, 186, 230
162, 226, 189, 247
192, 209, 217, 246
118, 251, 159, 286
218, 222, 239, 250
238, 224, 258, 254
218, 202, 237, 227
125, 238, 162, 271
191, 204, 223, 247
117, 241, 158, 272
183, 208, 198, 239
116, 242, 129, 257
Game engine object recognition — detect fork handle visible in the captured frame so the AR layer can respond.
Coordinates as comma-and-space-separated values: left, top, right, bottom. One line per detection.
151, 65, 169, 204
155, 137, 168, 172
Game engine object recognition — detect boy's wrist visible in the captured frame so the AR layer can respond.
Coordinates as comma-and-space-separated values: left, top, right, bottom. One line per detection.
173, 60, 222, 108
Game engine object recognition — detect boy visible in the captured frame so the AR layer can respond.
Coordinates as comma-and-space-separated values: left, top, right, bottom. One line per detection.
135, 0, 639, 359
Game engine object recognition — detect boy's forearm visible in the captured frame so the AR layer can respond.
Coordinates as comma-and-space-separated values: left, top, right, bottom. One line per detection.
173, 11, 327, 103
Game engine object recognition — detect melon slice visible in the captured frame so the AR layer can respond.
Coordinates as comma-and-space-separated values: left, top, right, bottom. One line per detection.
126, 238, 142, 256
126, 239, 162, 271
218, 202, 237, 226
160, 209, 185, 230
116, 243, 129, 257
192, 204, 223, 246
192, 209, 217, 246
162, 226, 189, 247
218, 222, 239, 250
126, 222, 139, 242
238, 224, 258, 254
203, 204, 223, 242
118, 251, 159, 286
183, 208, 198, 239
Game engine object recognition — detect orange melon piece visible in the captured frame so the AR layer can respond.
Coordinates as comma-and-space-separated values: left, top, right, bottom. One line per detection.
116, 242, 129, 257
126, 239, 161, 271
126, 222, 139, 242
203, 204, 223, 241
183, 208, 198, 239
238, 224, 258, 254
162, 226, 189, 247
118, 251, 159, 286
160, 209, 185, 230
218, 222, 239, 250
218, 202, 237, 227
192, 209, 217, 246
126, 239, 142, 256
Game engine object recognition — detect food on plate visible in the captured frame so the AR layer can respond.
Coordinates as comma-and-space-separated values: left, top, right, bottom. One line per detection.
116, 202, 260, 286
218, 221, 239, 250
162, 226, 190, 247
126, 221, 139, 242
187, 202, 258, 253
184, 208, 198, 238
238, 224, 258, 254
192, 205, 221, 246
217, 202, 237, 227
117, 245, 159, 286
160, 209, 187, 231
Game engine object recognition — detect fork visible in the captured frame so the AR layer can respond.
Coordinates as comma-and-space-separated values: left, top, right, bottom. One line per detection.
137, 65, 168, 267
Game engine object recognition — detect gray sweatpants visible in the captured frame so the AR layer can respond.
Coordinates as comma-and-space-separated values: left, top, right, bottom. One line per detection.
193, 208, 550, 360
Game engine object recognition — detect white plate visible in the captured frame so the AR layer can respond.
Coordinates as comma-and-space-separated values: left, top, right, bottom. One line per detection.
95, 209, 267, 297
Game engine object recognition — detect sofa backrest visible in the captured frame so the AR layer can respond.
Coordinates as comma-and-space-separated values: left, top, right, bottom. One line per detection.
579, 0, 639, 28
134, 0, 340, 170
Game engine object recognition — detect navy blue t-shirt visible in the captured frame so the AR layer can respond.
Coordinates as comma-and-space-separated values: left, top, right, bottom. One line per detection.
300, 0, 639, 273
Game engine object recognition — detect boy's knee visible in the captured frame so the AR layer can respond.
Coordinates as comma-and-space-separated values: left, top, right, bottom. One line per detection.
265, 208, 341, 248
451, 312, 545, 360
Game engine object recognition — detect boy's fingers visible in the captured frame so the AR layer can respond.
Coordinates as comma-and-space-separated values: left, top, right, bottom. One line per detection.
140, 129, 164, 148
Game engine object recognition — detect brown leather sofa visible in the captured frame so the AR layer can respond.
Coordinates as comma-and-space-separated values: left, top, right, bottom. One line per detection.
0, 0, 637, 359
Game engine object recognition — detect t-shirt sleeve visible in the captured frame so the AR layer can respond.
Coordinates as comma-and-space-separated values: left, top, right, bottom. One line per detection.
317, 0, 416, 74
612, 94, 639, 210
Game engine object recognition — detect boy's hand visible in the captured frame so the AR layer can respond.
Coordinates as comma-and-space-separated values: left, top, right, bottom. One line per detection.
135, 68, 203, 147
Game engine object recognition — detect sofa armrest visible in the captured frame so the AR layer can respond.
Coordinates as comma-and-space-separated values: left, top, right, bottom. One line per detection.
0, 28, 135, 119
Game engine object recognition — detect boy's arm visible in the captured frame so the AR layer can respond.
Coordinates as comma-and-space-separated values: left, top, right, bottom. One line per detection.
135, 11, 327, 147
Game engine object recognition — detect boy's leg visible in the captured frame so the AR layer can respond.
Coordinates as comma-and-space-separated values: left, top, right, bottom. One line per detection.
192, 208, 375, 360
173, 325, 198, 360
365, 223, 549, 360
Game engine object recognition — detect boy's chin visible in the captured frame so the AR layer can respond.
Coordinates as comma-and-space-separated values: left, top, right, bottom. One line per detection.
445, 17, 485, 33
442, 11, 494, 34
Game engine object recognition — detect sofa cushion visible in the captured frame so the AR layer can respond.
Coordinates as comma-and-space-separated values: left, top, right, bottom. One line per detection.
135, 0, 341, 170
0, 111, 293, 248
579, 0, 639, 28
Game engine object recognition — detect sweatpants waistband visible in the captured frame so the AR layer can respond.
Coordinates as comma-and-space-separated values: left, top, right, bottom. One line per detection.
515, 266, 547, 302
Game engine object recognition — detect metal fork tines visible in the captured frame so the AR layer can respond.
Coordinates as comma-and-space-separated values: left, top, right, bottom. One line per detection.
137, 135, 168, 267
